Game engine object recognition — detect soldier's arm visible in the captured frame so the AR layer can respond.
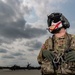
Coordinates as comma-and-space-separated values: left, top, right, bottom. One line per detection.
70, 35, 75, 50
37, 38, 50, 65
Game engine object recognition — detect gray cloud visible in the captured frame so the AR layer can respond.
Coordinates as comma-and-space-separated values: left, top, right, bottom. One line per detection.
2, 55, 15, 59
0, 22, 47, 44
24, 26, 47, 38
0, 0, 31, 23
0, 48, 7, 53
0, 0, 47, 44
28, 49, 34, 51
25, 40, 42, 50
11, 52, 23, 56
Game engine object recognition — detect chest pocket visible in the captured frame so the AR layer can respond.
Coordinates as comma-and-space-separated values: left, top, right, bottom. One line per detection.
48, 34, 72, 51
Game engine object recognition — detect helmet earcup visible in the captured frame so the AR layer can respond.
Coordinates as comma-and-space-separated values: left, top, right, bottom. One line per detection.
47, 15, 52, 27
61, 15, 70, 28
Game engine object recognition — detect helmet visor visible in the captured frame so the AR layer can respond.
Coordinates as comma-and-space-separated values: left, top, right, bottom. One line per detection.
47, 21, 63, 32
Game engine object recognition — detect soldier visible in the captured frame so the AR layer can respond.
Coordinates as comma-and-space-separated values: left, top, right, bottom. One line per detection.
37, 12, 75, 75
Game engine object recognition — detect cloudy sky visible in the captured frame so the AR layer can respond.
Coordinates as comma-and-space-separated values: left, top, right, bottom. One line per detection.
0, 0, 75, 67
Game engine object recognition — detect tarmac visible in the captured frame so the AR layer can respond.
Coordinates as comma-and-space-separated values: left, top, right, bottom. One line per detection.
0, 69, 75, 75
0, 69, 41, 75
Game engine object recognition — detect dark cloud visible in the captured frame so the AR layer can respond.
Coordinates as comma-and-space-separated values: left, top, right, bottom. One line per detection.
18, 57, 27, 60
0, 48, 7, 53
0, 19, 26, 39
0, 0, 47, 44
11, 52, 23, 56
0, 22, 47, 39
0, 22, 47, 44
0, 0, 31, 24
2, 55, 15, 59
24, 26, 47, 39
28, 49, 34, 51
25, 40, 42, 50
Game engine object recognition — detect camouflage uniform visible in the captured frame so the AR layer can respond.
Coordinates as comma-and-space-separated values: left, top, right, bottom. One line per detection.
37, 33, 75, 74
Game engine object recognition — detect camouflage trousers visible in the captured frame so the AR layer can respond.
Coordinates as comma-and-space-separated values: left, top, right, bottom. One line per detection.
41, 50, 75, 74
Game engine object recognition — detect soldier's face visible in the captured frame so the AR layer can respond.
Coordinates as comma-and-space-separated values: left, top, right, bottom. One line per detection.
48, 21, 62, 33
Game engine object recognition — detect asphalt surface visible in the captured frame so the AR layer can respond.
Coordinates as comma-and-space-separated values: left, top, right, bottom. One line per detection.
0, 69, 41, 75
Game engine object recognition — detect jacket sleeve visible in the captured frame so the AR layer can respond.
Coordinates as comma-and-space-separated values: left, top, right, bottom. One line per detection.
37, 37, 52, 64
70, 35, 75, 50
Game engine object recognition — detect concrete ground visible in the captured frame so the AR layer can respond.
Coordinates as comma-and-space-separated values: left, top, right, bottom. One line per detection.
0, 69, 41, 75
0, 69, 75, 75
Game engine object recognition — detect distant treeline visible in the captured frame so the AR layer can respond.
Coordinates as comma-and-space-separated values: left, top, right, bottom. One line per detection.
0, 65, 41, 70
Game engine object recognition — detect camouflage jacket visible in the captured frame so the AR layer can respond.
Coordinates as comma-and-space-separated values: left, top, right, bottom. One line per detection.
37, 33, 75, 64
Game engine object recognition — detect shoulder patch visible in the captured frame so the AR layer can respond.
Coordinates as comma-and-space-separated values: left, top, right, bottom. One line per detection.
42, 44, 45, 49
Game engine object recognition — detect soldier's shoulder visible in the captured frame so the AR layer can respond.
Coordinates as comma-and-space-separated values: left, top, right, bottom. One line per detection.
70, 34, 75, 38
45, 36, 52, 43
68, 33, 75, 39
